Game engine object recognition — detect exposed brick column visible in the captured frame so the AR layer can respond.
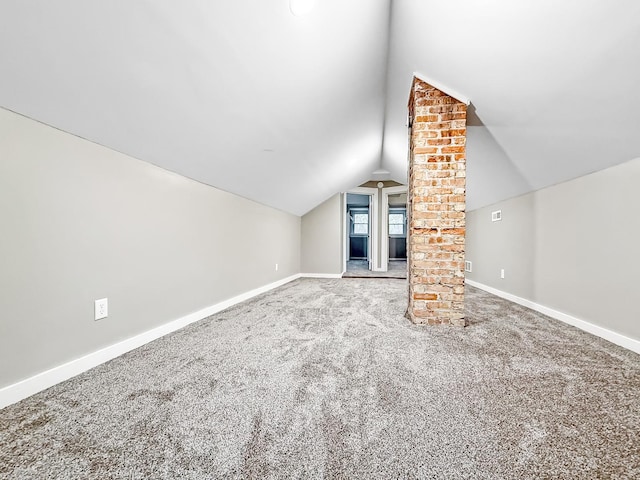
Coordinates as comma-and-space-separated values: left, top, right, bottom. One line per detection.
407, 78, 467, 326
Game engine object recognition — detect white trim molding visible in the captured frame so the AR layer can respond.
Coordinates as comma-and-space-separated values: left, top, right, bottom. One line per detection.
466, 279, 640, 355
0, 274, 302, 409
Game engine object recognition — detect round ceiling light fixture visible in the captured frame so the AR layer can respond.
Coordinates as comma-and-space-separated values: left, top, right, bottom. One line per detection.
289, 0, 316, 17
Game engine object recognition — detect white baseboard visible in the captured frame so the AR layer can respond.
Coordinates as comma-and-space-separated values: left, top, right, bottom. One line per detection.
465, 279, 640, 355
0, 274, 302, 409
300, 273, 343, 278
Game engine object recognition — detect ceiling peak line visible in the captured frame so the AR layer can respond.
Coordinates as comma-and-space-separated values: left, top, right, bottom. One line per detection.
377, 0, 396, 172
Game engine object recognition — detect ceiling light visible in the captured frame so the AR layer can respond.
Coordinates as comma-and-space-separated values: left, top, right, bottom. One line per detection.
290, 0, 316, 17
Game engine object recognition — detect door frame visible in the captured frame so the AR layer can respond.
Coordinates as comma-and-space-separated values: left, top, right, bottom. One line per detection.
343, 187, 379, 272
381, 185, 408, 272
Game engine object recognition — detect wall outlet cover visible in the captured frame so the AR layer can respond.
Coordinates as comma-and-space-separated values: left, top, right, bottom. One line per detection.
95, 298, 108, 321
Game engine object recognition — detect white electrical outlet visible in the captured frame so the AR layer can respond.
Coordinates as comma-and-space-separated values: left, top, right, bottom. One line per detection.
500, 269, 505, 279
465, 260, 472, 273
95, 298, 108, 320
275, 263, 279, 271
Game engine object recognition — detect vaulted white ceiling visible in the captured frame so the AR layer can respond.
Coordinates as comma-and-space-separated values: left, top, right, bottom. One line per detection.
1, 1, 639, 215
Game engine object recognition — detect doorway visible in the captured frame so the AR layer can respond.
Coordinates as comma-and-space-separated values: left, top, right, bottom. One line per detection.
342, 185, 408, 278
381, 186, 408, 275
346, 194, 372, 272
343, 187, 379, 274
386, 193, 408, 275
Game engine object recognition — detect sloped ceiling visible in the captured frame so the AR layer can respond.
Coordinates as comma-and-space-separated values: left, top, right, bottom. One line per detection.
1, 1, 639, 215
384, 0, 640, 209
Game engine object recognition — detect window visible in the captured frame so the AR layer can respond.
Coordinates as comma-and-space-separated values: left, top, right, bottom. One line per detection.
389, 211, 405, 236
352, 212, 368, 235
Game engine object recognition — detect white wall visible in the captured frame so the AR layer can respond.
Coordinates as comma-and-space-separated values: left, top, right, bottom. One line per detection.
301, 194, 343, 274
466, 157, 640, 343
0, 108, 301, 388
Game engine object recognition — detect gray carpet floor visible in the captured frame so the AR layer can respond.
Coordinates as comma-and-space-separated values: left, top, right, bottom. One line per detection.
343, 259, 407, 278
1, 278, 639, 479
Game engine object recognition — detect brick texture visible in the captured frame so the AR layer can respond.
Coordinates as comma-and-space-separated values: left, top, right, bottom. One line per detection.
407, 78, 467, 326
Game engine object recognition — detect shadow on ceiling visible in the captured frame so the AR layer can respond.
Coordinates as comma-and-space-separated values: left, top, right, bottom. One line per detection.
466, 102, 484, 127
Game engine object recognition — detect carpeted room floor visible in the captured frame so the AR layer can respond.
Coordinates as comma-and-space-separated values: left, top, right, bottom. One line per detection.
1, 278, 639, 479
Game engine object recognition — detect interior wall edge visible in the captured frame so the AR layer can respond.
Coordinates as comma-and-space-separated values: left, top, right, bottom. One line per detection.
465, 157, 640, 344
0, 274, 303, 409
466, 279, 640, 355
0, 106, 302, 388
300, 194, 343, 274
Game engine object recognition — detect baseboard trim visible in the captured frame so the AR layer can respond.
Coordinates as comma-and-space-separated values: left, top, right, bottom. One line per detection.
300, 273, 343, 278
465, 279, 640, 355
0, 274, 301, 409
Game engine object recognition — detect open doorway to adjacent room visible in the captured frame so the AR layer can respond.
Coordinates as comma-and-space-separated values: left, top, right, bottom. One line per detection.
382, 188, 408, 277
343, 188, 378, 274
342, 183, 407, 279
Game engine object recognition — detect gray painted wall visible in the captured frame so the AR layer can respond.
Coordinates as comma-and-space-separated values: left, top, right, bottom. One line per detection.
0, 108, 301, 388
466, 193, 535, 300
301, 194, 343, 274
466, 157, 640, 342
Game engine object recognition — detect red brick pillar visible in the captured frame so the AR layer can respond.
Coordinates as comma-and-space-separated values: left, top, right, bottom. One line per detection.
407, 78, 467, 326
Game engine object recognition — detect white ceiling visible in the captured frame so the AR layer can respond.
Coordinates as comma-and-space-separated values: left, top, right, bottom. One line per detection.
1, 1, 639, 215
